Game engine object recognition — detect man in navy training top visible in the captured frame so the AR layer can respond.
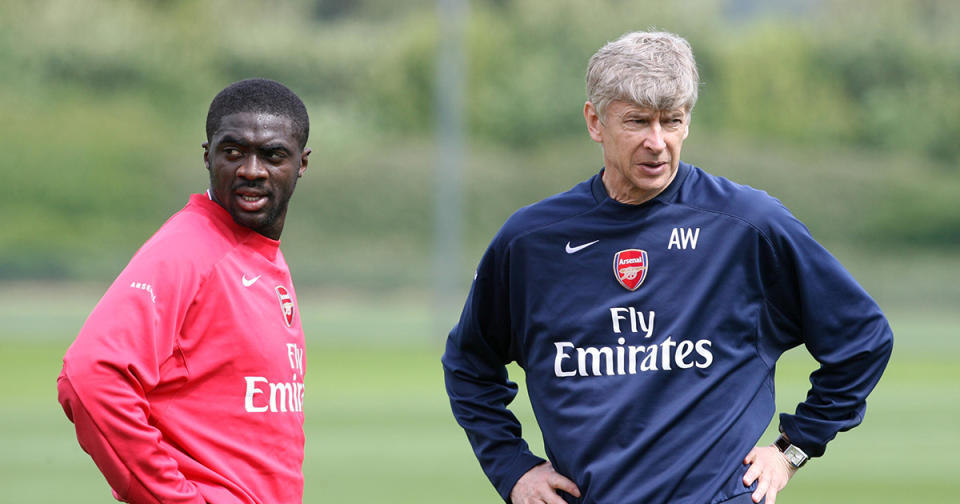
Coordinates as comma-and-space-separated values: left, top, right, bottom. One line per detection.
441, 30, 892, 504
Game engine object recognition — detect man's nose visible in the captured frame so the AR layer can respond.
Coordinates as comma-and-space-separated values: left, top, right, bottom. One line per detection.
237, 156, 268, 179
642, 124, 666, 152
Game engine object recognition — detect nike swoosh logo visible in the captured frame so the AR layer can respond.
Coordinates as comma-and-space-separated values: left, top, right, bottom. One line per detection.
242, 274, 261, 287
565, 240, 599, 254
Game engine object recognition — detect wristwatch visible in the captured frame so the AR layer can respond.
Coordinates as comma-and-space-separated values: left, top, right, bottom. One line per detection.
774, 432, 809, 469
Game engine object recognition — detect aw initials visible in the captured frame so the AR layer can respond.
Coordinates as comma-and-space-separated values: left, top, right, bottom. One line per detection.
668, 227, 700, 250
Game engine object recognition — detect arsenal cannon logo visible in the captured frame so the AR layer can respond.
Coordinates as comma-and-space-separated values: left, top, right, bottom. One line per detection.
613, 249, 649, 291
275, 285, 296, 327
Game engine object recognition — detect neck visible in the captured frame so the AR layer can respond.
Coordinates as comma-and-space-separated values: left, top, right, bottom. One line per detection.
601, 171, 674, 205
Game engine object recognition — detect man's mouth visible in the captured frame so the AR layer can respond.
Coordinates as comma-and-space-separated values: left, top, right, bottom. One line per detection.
234, 189, 269, 212
637, 161, 668, 174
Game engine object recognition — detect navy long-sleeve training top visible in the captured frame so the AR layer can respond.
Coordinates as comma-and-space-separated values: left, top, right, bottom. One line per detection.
442, 162, 893, 504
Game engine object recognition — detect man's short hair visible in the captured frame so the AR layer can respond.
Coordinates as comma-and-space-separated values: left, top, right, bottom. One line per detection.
586, 31, 700, 123
206, 78, 310, 149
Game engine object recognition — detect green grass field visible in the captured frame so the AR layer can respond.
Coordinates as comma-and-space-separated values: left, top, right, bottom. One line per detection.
1, 284, 957, 503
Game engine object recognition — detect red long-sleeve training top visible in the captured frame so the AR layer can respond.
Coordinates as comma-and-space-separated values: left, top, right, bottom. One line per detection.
58, 193, 307, 503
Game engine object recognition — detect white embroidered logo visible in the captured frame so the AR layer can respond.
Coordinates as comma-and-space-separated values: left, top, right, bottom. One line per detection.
565, 240, 600, 254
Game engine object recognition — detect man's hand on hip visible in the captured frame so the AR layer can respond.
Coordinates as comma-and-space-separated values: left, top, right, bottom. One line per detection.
742, 445, 797, 504
510, 462, 581, 504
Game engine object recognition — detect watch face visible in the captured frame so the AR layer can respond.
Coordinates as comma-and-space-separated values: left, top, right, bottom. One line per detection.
784, 445, 807, 467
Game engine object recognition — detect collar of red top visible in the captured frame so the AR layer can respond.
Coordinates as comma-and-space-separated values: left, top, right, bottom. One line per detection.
189, 192, 282, 261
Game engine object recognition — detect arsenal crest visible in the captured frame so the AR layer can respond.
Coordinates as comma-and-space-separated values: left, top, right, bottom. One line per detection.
275, 285, 296, 327
613, 249, 649, 291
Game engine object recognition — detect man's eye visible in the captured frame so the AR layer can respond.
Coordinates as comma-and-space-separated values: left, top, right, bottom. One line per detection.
267, 151, 287, 161
224, 148, 241, 157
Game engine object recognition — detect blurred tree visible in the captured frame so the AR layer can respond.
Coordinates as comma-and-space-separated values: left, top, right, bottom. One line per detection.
312, 0, 361, 20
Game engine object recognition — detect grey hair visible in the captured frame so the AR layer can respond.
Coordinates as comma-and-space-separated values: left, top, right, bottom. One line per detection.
586, 31, 700, 123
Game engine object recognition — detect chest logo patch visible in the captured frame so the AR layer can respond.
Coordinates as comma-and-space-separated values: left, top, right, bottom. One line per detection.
613, 249, 649, 291
275, 285, 296, 327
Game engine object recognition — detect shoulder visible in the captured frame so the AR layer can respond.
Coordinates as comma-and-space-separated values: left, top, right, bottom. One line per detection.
493, 177, 600, 249
675, 164, 804, 240
127, 200, 236, 277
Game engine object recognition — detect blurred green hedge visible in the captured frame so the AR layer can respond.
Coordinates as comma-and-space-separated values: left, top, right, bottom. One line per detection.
4, 0, 957, 157
1, 0, 958, 284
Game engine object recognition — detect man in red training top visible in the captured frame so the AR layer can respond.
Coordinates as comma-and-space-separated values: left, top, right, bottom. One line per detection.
58, 78, 312, 504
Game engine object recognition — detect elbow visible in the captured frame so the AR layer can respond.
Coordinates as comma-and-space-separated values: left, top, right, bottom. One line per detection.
876, 319, 894, 362
57, 371, 80, 422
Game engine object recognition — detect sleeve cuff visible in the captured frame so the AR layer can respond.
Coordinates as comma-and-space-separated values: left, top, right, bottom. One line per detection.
495, 452, 548, 502
778, 415, 828, 458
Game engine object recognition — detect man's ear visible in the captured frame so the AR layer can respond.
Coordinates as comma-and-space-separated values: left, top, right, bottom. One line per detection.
584, 101, 603, 143
202, 141, 211, 170
298, 148, 311, 178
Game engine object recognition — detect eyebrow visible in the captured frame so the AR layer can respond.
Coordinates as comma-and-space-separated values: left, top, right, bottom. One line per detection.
217, 137, 295, 154
217, 134, 250, 147
259, 143, 295, 155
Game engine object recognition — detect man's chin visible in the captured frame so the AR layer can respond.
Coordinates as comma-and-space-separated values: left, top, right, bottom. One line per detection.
230, 211, 270, 234
630, 168, 675, 190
